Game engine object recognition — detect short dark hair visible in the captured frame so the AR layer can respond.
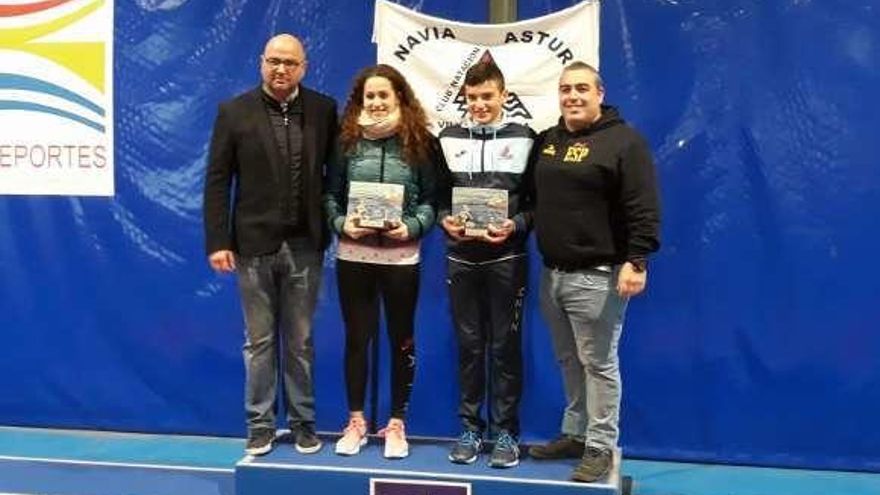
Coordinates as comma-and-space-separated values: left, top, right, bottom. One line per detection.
562, 61, 603, 90
464, 61, 505, 91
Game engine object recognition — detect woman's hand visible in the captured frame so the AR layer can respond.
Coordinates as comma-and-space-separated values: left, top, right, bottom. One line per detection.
343, 216, 376, 239
382, 220, 410, 241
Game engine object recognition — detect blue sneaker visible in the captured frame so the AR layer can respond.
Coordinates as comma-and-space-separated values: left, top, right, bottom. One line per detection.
489, 431, 520, 468
448, 430, 482, 464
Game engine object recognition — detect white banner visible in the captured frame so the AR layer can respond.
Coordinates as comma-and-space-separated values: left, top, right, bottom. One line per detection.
373, 0, 599, 134
0, 0, 114, 196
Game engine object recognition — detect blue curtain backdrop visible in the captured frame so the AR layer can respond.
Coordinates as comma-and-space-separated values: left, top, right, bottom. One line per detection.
1, 0, 878, 472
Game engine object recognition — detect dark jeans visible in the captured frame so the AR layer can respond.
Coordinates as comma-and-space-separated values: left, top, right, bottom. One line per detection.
447, 255, 526, 436
237, 238, 323, 435
336, 259, 419, 419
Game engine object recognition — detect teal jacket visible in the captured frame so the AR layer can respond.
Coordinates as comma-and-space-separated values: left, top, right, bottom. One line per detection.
323, 136, 438, 241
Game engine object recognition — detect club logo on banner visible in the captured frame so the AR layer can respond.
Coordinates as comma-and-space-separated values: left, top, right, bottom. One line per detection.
373, 0, 599, 134
0, 0, 114, 196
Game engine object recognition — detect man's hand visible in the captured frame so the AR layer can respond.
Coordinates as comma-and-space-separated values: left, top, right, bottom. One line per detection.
383, 220, 410, 241
617, 262, 647, 297
343, 216, 376, 239
208, 250, 236, 273
481, 219, 515, 244
441, 215, 467, 241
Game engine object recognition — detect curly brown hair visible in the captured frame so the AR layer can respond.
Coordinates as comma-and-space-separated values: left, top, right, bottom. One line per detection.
340, 64, 432, 165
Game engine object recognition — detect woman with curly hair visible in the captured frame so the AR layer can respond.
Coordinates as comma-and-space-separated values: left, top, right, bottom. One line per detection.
324, 64, 438, 459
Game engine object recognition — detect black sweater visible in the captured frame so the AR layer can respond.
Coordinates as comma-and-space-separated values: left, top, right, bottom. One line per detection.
533, 106, 660, 269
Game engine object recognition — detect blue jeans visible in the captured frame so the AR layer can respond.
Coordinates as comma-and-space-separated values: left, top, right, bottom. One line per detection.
539, 266, 628, 450
237, 238, 323, 434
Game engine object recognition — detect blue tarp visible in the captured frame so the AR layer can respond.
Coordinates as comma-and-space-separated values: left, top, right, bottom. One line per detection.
1, 0, 878, 472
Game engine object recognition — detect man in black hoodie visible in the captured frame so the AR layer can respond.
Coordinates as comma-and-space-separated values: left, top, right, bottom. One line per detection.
528, 62, 660, 483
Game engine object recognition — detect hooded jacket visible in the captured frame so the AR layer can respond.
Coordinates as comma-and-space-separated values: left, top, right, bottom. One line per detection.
533, 105, 660, 269
437, 116, 536, 263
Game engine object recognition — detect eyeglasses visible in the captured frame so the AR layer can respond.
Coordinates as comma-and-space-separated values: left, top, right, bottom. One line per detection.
263, 57, 303, 69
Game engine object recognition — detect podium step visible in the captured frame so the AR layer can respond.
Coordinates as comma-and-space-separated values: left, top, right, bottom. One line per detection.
0, 455, 233, 495
236, 437, 624, 495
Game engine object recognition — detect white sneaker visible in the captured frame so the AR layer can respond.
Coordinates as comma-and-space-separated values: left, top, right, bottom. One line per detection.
335, 416, 367, 455
380, 418, 409, 459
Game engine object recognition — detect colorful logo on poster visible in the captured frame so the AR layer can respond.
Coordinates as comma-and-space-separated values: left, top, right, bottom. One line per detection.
0, 0, 114, 196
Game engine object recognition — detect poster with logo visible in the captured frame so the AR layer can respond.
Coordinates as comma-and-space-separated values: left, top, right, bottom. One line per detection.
373, 0, 599, 135
0, 0, 114, 196
370, 478, 471, 495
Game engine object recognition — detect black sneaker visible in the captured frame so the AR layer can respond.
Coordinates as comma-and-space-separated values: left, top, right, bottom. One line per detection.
571, 447, 612, 483
529, 435, 584, 459
488, 431, 520, 468
245, 430, 275, 456
293, 425, 323, 454
448, 430, 482, 464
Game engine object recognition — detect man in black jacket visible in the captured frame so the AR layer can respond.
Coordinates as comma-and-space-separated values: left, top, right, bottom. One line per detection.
203, 34, 338, 456
528, 62, 660, 483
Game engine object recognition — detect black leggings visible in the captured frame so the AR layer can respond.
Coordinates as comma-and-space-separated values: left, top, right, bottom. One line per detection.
336, 259, 419, 419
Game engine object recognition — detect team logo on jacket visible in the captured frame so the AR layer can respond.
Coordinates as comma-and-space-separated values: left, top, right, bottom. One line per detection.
563, 142, 590, 163
542, 144, 557, 156
497, 144, 513, 161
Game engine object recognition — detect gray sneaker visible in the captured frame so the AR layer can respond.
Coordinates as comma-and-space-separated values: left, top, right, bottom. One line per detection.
245, 430, 275, 456
448, 430, 482, 464
571, 447, 612, 482
293, 425, 323, 454
488, 431, 520, 468
529, 435, 584, 459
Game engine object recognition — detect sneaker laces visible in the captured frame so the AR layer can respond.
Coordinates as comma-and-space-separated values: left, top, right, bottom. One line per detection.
343, 417, 366, 435
458, 430, 480, 447
495, 432, 517, 451
378, 419, 405, 439
586, 446, 608, 458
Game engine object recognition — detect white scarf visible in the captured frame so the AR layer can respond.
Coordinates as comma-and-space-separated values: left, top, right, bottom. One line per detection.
358, 108, 401, 140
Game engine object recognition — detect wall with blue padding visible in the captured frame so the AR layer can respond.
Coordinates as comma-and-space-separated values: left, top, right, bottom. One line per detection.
1, 0, 878, 472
